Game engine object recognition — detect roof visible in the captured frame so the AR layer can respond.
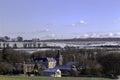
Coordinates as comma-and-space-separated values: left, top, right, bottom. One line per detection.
44, 68, 60, 73
55, 65, 71, 71
33, 58, 56, 62
47, 58, 56, 62
33, 58, 47, 62
66, 61, 79, 66
55, 61, 79, 71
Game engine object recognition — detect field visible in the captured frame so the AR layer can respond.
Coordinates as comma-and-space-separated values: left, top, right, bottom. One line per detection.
0, 76, 112, 80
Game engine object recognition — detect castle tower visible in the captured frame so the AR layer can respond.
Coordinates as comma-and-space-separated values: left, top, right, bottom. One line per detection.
55, 50, 63, 65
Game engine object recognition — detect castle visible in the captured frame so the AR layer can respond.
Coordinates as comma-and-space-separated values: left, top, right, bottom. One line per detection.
23, 50, 63, 75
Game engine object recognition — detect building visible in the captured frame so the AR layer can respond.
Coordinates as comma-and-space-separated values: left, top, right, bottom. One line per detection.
23, 50, 63, 75
22, 50, 81, 76
54, 61, 79, 76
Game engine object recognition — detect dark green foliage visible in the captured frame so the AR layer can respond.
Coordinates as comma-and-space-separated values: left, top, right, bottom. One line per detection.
34, 63, 38, 70
0, 48, 31, 74
31, 50, 56, 58
97, 53, 120, 75
0, 62, 13, 74
1, 48, 30, 63
0, 47, 120, 76
17, 36, 23, 41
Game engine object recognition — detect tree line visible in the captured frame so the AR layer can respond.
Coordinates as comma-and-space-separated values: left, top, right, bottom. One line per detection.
0, 47, 120, 77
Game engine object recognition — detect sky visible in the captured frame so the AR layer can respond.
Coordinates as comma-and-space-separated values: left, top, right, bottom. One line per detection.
0, 0, 120, 40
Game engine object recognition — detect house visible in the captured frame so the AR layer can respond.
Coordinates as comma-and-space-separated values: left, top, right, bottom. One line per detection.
23, 50, 81, 76
23, 57, 56, 75
32, 50, 63, 69
44, 68, 61, 77
43, 61, 80, 76
54, 61, 79, 76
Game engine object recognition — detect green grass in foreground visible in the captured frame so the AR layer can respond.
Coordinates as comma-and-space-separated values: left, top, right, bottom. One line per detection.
0, 76, 112, 80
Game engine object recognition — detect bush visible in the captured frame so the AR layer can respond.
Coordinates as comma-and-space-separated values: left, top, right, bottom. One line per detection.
0, 62, 13, 74
97, 53, 120, 75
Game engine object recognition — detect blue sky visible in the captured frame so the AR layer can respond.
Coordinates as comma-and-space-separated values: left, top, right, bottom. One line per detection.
0, 0, 120, 39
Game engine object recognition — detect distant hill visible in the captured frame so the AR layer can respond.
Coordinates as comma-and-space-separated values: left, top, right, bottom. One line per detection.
1, 38, 120, 42
41, 38, 120, 42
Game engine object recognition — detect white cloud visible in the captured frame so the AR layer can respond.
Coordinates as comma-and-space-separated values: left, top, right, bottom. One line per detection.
116, 32, 120, 36
72, 23, 76, 26
91, 33, 99, 38
83, 34, 89, 38
76, 32, 117, 38
80, 20, 87, 24
51, 33, 55, 38
42, 33, 56, 40
113, 32, 120, 37
74, 32, 120, 39
71, 20, 87, 27
102, 33, 114, 37
108, 33, 113, 37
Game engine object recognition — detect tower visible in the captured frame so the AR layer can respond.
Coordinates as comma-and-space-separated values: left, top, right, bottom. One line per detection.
55, 50, 63, 65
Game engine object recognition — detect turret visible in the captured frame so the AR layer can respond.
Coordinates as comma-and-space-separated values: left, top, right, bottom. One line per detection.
55, 50, 63, 65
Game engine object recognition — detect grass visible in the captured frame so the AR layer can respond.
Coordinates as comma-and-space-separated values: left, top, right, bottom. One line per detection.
0, 75, 112, 80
